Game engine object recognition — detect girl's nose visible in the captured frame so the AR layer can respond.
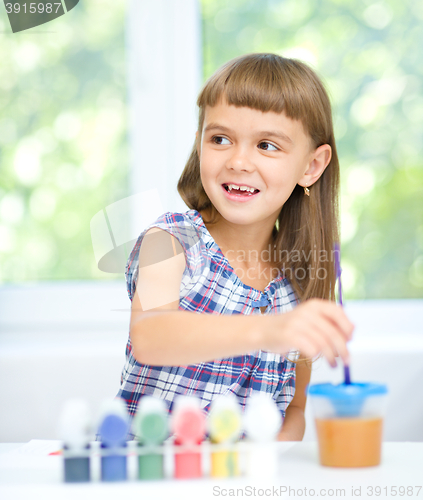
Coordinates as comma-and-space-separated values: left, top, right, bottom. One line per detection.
226, 146, 254, 172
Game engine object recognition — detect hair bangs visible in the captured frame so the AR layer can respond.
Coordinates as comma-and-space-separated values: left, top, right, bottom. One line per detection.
197, 54, 315, 137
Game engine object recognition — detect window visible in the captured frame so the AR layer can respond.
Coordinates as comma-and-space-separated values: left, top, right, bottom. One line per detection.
0, 0, 201, 332
1, 0, 421, 304
200, 0, 423, 299
0, 0, 129, 282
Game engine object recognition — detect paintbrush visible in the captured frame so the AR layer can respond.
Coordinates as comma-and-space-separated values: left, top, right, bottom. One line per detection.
334, 243, 350, 385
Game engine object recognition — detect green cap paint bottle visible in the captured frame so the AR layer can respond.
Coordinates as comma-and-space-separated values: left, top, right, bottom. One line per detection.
134, 396, 168, 480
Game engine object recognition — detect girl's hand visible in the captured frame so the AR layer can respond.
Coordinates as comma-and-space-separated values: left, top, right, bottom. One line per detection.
264, 299, 354, 367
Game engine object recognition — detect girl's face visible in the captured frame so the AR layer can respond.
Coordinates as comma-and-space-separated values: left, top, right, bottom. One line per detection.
197, 98, 326, 228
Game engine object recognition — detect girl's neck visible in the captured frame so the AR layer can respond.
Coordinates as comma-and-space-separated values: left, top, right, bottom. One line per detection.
199, 208, 276, 266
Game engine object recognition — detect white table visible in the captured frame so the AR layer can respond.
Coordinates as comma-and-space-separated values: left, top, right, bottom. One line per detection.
1, 441, 422, 500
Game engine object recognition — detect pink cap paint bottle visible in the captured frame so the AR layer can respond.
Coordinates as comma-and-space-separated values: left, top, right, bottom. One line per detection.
172, 395, 206, 479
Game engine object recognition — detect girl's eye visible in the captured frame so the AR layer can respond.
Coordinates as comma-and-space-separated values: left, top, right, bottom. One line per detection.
212, 136, 230, 145
258, 142, 278, 151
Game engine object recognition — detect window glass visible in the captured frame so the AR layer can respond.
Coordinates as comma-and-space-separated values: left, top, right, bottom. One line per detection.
0, 0, 128, 282
201, 0, 423, 299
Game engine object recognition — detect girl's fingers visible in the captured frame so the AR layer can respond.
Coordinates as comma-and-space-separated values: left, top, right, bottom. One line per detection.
311, 317, 350, 365
273, 299, 353, 366
321, 302, 354, 339
289, 324, 337, 367
291, 307, 351, 366
302, 328, 338, 367
306, 299, 354, 339
292, 334, 325, 363
320, 344, 338, 368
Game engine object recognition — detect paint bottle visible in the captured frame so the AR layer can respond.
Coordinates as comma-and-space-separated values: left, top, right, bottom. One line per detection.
172, 395, 206, 479
98, 398, 130, 482
58, 399, 92, 482
244, 392, 282, 478
134, 396, 168, 480
208, 394, 242, 478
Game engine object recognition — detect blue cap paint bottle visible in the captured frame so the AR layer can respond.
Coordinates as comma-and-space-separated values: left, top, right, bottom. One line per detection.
58, 399, 92, 482
98, 398, 130, 482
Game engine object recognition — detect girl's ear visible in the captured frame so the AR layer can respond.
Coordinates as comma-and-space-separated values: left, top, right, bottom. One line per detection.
298, 144, 332, 188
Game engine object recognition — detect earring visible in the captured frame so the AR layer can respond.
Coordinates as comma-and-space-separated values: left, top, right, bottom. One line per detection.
304, 184, 310, 196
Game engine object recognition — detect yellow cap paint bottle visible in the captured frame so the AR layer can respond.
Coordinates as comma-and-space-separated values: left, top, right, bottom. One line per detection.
208, 394, 242, 478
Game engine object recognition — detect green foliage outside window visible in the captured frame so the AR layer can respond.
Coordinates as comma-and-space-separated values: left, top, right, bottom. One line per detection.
201, 0, 423, 299
0, 0, 422, 300
0, 0, 128, 281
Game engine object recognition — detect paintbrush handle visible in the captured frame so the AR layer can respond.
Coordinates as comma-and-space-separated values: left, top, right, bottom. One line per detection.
335, 243, 350, 384
344, 365, 351, 385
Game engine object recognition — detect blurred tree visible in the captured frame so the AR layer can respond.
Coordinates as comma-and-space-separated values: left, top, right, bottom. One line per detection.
0, 0, 128, 281
1, 0, 422, 300
200, 0, 423, 299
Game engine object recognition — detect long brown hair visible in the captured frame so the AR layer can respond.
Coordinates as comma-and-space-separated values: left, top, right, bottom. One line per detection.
177, 53, 339, 302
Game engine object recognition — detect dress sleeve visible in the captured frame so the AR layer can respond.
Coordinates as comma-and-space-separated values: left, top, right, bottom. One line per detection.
125, 212, 204, 302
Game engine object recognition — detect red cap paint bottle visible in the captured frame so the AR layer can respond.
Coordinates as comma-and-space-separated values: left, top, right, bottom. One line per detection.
172, 395, 206, 479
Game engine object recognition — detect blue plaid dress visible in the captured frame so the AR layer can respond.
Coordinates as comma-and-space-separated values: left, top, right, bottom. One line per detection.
117, 209, 299, 418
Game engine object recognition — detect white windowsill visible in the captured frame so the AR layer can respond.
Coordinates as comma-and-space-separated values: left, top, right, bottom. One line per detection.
1, 287, 422, 442
1, 282, 422, 336
0, 281, 131, 334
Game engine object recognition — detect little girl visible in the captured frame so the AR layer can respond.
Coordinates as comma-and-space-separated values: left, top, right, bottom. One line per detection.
117, 53, 353, 441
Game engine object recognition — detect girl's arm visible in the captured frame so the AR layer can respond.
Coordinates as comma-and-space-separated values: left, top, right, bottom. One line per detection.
277, 359, 311, 441
130, 229, 263, 365
130, 229, 353, 367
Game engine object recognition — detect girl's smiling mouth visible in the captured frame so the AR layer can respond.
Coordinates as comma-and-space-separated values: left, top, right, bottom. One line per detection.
222, 183, 260, 201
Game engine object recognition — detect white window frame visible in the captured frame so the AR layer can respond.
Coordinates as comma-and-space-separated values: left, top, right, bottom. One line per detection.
0, 0, 202, 335
0, 0, 421, 335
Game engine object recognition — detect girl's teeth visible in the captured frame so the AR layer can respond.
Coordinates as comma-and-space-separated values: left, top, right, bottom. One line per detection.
227, 184, 256, 193
225, 184, 257, 196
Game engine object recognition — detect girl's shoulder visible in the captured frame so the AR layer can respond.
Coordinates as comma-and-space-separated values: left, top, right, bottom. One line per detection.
144, 209, 205, 250
125, 209, 205, 301
127, 209, 208, 261
152, 209, 202, 228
